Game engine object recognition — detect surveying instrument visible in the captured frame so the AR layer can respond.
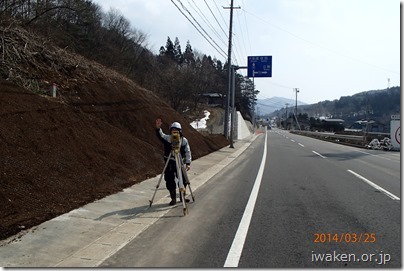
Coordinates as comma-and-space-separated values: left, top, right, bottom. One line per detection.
149, 130, 195, 216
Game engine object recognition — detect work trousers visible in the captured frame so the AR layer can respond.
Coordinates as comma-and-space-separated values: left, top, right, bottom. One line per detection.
164, 159, 188, 191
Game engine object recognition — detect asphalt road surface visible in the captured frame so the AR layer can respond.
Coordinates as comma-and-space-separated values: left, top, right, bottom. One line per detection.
101, 129, 401, 268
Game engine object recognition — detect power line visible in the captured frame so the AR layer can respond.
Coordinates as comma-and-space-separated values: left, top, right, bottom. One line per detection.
205, 0, 241, 65
241, 0, 252, 53
208, 0, 240, 65
213, 0, 229, 31
204, 0, 228, 38
267, 81, 294, 89
176, 0, 227, 57
179, 0, 239, 65
171, 0, 245, 66
235, 9, 248, 63
243, 8, 399, 75
210, 0, 241, 65
188, 0, 227, 48
170, 0, 227, 59
229, 12, 245, 66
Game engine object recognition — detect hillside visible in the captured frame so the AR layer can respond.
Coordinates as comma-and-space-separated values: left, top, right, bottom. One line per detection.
269, 87, 400, 127
0, 21, 229, 240
257, 97, 307, 115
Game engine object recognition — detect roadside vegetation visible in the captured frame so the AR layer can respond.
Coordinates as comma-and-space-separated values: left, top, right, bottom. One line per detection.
0, 0, 257, 121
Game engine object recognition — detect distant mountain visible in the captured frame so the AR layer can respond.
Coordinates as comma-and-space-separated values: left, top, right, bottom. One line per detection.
256, 96, 307, 115
268, 86, 400, 127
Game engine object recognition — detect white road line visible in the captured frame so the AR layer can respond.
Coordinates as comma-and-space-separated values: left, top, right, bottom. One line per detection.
354, 150, 395, 162
312, 151, 326, 158
291, 139, 295, 142
298, 143, 305, 147
347, 170, 400, 201
224, 132, 267, 267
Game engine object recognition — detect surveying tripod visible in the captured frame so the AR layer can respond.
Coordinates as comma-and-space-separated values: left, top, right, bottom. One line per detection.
149, 131, 195, 216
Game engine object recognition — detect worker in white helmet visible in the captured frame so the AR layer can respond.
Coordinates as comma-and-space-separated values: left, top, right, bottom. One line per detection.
155, 119, 192, 205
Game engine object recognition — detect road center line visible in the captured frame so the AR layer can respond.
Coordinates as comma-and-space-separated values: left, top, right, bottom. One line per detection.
224, 132, 267, 267
347, 170, 400, 201
298, 143, 305, 147
312, 151, 326, 158
354, 150, 394, 162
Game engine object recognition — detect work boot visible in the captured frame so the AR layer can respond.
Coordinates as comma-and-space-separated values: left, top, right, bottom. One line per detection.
169, 190, 176, 206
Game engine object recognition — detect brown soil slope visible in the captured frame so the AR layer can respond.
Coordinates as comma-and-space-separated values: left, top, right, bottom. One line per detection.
0, 22, 229, 240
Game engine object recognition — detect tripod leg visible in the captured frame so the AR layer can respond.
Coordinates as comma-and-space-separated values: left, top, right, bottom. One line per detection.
187, 181, 195, 202
175, 153, 188, 215
179, 154, 195, 202
149, 152, 172, 207
181, 164, 195, 202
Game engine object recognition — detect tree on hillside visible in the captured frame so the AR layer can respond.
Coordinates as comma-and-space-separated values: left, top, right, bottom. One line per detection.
238, 76, 258, 121
156, 37, 230, 112
271, 86, 400, 128
163, 36, 175, 61
1, 2, 257, 122
174, 37, 183, 65
183, 40, 195, 66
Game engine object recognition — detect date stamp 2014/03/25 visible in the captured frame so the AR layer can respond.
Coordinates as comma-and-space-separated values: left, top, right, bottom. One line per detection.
313, 233, 376, 244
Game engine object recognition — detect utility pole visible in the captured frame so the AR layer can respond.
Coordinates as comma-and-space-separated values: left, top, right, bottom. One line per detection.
223, 0, 240, 138
293, 88, 301, 130
285, 103, 289, 130
294, 88, 299, 117
294, 88, 299, 129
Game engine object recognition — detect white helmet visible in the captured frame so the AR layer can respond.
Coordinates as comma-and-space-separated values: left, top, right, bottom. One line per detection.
170, 122, 182, 131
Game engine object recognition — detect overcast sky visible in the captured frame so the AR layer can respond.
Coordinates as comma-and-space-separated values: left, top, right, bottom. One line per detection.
92, 0, 400, 105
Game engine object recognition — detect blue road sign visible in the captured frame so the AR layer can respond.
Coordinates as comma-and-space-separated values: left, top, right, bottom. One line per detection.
247, 56, 272, 77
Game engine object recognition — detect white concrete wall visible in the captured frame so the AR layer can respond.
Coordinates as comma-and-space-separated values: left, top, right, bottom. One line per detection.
237, 111, 252, 139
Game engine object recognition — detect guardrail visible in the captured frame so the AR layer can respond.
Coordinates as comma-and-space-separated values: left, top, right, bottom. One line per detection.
289, 130, 391, 148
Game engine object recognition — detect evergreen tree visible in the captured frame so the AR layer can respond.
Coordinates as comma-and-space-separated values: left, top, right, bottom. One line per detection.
164, 36, 175, 60
215, 59, 223, 71
183, 40, 195, 65
174, 37, 183, 64
159, 46, 165, 56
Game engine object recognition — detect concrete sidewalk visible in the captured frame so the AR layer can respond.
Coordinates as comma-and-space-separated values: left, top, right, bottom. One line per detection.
0, 134, 259, 267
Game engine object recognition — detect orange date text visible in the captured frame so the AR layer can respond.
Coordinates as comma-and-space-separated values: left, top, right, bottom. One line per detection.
313, 233, 377, 243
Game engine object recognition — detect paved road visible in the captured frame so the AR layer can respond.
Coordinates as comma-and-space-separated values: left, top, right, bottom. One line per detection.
1, 129, 400, 267
101, 132, 266, 267
101, 129, 401, 268
239, 129, 400, 268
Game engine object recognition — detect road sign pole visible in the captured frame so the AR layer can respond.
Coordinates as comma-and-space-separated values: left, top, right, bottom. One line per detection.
253, 69, 256, 130
247, 56, 272, 129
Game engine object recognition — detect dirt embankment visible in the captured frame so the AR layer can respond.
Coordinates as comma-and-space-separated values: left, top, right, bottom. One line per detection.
0, 22, 229, 240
